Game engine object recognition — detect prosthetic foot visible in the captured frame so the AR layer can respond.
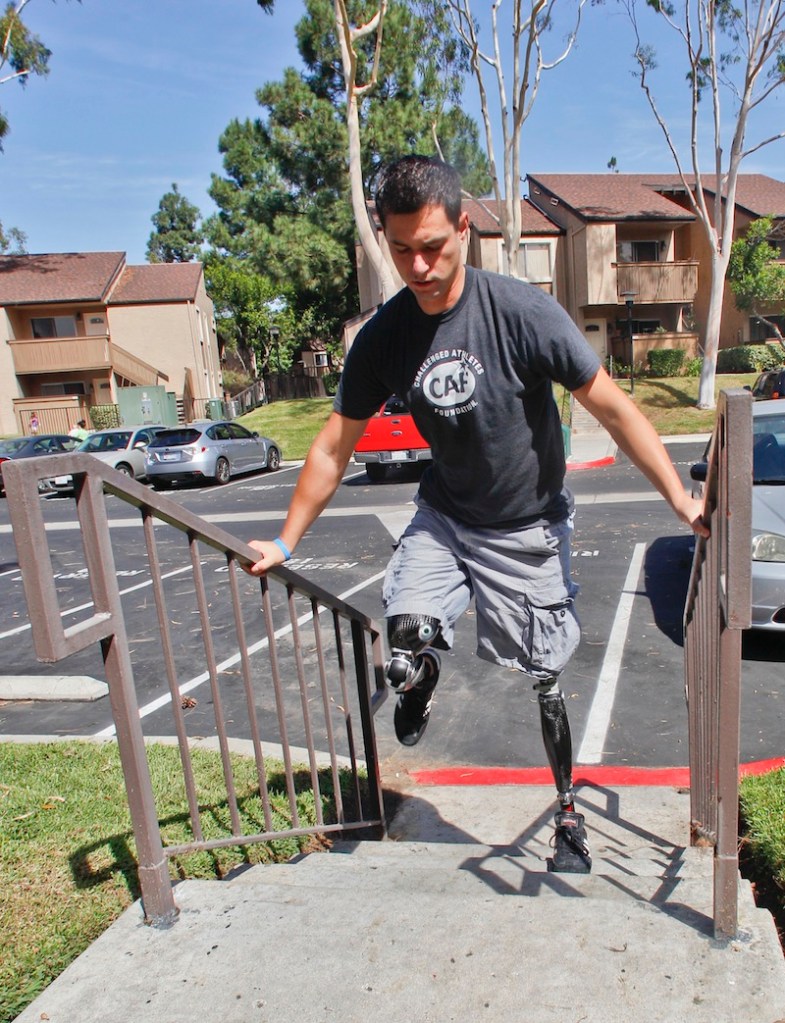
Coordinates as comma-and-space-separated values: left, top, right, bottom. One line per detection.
549, 809, 592, 874
394, 650, 440, 746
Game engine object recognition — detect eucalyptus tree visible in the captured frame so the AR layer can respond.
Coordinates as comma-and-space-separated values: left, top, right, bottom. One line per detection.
208, 0, 490, 353
624, 0, 785, 408
0, 0, 52, 146
442, 0, 590, 278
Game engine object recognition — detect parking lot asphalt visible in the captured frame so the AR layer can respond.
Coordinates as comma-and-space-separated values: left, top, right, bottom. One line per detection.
1, 437, 783, 775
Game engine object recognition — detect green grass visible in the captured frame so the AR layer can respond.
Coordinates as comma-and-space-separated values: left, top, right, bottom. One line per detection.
0, 741, 346, 1023
238, 397, 334, 460
740, 769, 785, 934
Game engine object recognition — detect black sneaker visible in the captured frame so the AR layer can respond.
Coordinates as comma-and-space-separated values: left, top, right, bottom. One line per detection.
548, 809, 592, 873
393, 651, 439, 746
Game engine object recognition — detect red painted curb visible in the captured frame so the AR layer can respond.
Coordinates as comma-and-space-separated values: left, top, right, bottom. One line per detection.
566, 455, 616, 471
409, 758, 785, 788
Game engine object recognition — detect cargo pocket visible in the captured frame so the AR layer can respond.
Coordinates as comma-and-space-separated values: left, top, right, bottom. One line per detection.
520, 594, 581, 677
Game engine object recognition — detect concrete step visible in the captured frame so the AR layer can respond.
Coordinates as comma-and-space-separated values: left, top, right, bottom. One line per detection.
228, 840, 713, 894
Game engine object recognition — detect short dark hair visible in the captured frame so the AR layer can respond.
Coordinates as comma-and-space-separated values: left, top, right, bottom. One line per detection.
374, 155, 463, 229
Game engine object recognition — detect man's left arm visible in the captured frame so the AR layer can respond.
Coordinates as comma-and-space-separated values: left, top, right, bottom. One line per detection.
573, 367, 709, 538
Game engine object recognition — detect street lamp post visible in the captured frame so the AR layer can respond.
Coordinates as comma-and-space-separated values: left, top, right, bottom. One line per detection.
270, 326, 281, 374
621, 290, 637, 396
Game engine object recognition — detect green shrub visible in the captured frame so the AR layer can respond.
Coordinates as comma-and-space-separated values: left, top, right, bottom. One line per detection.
323, 370, 340, 395
684, 356, 703, 377
89, 405, 120, 430
717, 344, 781, 373
648, 348, 686, 377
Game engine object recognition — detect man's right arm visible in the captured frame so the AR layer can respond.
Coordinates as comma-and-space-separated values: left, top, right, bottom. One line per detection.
245, 411, 369, 575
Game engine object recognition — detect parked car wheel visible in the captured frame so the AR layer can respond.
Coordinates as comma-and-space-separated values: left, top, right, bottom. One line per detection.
266, 447, 281, 471
366, 463, 387, 483
115, 463, 133, 477
214, 457, 231, 485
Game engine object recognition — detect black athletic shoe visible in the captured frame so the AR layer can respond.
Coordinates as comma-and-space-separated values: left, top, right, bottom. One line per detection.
393, 651, 439, 747
548, 809, 592, 873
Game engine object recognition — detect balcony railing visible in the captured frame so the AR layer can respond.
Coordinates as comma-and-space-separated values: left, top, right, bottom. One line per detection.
8, 335, 161, 385
616, 261, 699, 304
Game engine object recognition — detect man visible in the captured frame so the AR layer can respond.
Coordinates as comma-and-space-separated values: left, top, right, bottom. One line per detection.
247, 155, 707, 873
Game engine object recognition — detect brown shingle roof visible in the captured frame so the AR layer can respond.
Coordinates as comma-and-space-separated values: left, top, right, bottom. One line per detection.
528, 172, 785, 221
528, 174, 695, 221
463, 196, 561, 235
0, 251, 126, 305
108, 263, 203, 304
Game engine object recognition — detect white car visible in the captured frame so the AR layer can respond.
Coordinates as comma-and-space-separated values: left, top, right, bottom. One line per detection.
50, 425, 168, 491
690, 399, 785, 631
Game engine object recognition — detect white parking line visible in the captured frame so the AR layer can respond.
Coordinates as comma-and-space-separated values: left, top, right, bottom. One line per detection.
92, 569, 388, 739
0, 564, 198, 642
577, 541, 647, 765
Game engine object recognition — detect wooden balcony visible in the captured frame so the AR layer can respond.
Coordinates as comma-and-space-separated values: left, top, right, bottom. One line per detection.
616, 261, 699, 304
8, 335, 161, 385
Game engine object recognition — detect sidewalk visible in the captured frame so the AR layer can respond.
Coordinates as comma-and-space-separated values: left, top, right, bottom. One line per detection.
13, 777, 785, 1023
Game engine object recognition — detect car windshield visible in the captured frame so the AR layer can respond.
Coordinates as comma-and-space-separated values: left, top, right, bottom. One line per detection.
0, 438, 27, 455
753, 415, 785, 483
148, 429, 202, 448
80, 432, 132, 453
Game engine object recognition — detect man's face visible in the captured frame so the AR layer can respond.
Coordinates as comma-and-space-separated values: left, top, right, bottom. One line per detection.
383, 204, 469, 315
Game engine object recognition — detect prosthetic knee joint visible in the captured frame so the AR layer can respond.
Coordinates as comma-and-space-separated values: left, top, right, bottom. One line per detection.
535, 676, 575, 810
385, 614, 441, 693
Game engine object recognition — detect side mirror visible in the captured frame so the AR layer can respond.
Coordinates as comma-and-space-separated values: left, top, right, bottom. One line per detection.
743, 384, 752, 391
690, 462, 707, 482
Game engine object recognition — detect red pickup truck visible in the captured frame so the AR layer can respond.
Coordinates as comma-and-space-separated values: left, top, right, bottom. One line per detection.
353, 396, 431, 482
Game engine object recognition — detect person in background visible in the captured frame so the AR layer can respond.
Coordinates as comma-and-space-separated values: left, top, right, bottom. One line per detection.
69, 420, 89, 441
29, 412, 39, 435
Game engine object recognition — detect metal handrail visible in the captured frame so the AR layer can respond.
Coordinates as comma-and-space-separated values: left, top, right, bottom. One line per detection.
3, 452, 387, 926
683, 388, 752, 939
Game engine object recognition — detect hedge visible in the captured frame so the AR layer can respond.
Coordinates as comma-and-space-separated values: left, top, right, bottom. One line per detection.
647, 349, 686, 377
716, 344, 782, 373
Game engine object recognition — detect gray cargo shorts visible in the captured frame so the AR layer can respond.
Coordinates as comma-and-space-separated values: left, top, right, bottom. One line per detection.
382, 497, 581, 681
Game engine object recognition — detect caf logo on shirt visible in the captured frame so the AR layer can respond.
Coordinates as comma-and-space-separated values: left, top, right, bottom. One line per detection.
419, 352, 484, 410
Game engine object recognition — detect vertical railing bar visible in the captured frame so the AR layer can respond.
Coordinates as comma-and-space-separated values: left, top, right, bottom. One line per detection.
189, 533, 242, 836
333, 611, 363, 818
310, 598, 345, 824
259, 576, 300, 824
350, 619, 386, 830
80, 475, 176, 924
226, 554, 274, 832
142, 510, 204, 843
288, 586, 323, 828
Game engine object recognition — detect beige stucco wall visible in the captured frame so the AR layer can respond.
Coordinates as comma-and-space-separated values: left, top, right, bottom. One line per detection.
107, 289, 221, 400
0, 307, 23, 434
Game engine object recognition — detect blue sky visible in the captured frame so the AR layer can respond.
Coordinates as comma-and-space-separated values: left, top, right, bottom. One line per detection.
2, 0, 784, 264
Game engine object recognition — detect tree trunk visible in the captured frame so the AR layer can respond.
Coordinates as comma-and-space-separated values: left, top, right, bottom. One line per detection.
697, 257, 729, 409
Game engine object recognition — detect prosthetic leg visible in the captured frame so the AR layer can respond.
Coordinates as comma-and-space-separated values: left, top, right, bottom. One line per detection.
385, 614, 442, 746
536, 678, 591, 873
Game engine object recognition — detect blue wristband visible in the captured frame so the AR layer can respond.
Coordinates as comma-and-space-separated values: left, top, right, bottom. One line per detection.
273, 537, 292, 561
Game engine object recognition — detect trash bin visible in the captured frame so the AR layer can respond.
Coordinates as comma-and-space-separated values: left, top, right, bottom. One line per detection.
562, 423, 571, 457
206, 398, 224, 421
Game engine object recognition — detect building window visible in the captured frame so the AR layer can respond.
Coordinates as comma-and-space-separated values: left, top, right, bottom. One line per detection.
616, 318, 662, 334
519, 242, 552, 283
750, 315, 785, 342
616, 240, 660, 263
313, 352, 328, 367
41, 381, 87, 395
30, 315, 78, 338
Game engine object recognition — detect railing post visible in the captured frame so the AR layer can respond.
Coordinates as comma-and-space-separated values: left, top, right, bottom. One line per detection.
684, 388, 752, 940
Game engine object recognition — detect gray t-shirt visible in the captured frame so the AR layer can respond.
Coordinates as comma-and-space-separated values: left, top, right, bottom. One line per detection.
335, 266, 601, 528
